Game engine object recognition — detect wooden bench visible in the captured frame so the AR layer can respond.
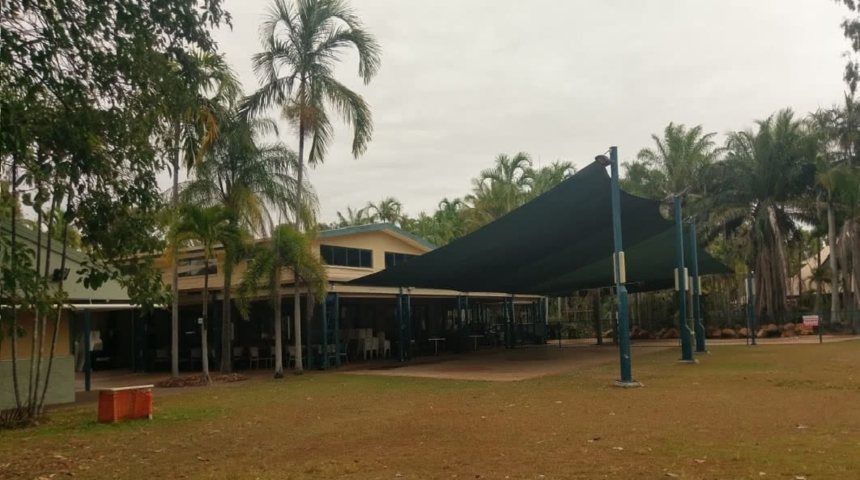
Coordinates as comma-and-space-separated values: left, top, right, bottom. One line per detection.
97, 384, 154, 423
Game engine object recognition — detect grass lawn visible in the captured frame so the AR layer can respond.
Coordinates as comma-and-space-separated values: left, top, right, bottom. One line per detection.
1, 341, 858, 479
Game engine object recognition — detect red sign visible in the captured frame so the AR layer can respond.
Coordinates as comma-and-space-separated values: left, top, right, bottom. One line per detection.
802, 315, 819, 328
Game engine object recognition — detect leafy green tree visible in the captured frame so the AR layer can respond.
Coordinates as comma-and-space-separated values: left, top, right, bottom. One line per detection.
241, 0, 380, 372
170, 205, 238, 383
1, 0, 226, 422
182, 113, 311, 373
834, 0, 860, 94
239, 225, 327, 377
704, 109, 817, 322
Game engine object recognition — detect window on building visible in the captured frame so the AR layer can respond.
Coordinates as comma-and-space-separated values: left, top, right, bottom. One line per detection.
177, 256, 217, 277
319, 245, 373, 268
385, 252, 417, 268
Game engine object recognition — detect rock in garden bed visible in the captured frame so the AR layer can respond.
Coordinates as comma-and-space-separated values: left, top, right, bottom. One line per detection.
155, 373, 247, 388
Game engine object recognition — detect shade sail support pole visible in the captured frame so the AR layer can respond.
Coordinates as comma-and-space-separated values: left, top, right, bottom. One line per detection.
689, 221, 707, 353
333, 294, 341, 367
321, 296, 329, 370
608, 146, 641, 387
674, 195, 695, 363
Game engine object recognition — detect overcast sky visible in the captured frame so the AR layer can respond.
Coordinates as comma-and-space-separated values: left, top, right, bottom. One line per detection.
206, 0, 850, 223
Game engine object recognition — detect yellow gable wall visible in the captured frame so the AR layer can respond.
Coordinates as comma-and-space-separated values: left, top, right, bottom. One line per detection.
0, 312, 71, 361
317, 230, 427, 276
157, 228, 431, 292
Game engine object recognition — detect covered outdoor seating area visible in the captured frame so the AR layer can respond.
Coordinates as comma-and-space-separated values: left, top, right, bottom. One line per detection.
350, 158, 729, 381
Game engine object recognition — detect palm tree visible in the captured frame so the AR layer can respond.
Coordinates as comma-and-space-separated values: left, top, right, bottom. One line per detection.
239, 224, 327, 377
810, 96, 860, 330
241, 0, 380, 372
528, 161, 575, 198
636, 123, 720, 200
704, 109, 817, 322
621, 161, 669, 199
464, 153, 533, 230
170, 205, 237, 383
431, 198, 466, 244
367, 197, 403, 224
163, 51, 240, 377
335, 206, 372, 227
182, 113, 312, 373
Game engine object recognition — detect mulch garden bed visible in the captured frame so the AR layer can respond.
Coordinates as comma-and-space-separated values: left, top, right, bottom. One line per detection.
155, 373, 247, 388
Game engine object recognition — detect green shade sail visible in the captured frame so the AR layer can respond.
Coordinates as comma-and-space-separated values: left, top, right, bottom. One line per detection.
351, 161, 730, 294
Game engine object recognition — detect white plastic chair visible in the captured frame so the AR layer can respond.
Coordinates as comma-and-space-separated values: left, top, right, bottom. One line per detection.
248, 346, 260, 369
376, 332, 391, 358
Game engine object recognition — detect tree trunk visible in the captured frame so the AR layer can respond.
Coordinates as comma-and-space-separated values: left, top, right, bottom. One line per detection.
292, 119, 306, 373
171, 124, 181, 377
220, 261, 233, 373
9, 158, 22, 410
306, 291, 316, 366
273, 266, 284, 378
293, 284, 303, 373
592, 290, 603, 345
797, 244, 802, 301
201, 263, 211, 384
846, 219, 860, 334
850, 218, 860, 335
32, 192, 57, 416
27, 209, 43, 414
38, 196, 71, 414
828, 202, 840, 325
816, 242, 822, 315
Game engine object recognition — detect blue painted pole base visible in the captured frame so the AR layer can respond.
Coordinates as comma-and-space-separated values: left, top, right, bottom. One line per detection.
614, 380, 643, 388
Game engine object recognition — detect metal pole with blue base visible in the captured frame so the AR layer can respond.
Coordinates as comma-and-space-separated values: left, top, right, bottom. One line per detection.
397, 288, 406, 362
689, 221, 707, 353
603, 146, 641, 387
673, 195, 696, 363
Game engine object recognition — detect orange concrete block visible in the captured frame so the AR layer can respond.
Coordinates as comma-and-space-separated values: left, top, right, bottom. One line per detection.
97, 385, 154, 423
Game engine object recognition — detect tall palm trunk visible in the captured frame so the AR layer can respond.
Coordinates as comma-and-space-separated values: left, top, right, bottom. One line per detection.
292, 118, 305, 373
171, 125, 181, 377
816, 244, 822, 314
273, 268, 284, 378
201, 260, 211, 384
852, 219, 860, 333
221, 260, 233, 373
828, 202, 840, 325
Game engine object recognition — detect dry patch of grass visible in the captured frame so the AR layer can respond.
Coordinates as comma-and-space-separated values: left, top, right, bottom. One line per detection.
1, 341, 858, 479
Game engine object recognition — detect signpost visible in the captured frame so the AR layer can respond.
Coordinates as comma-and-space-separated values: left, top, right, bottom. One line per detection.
802, 315, 822, 344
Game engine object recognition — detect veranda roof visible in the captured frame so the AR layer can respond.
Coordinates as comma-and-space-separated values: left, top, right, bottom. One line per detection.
351, 160, 729, 295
